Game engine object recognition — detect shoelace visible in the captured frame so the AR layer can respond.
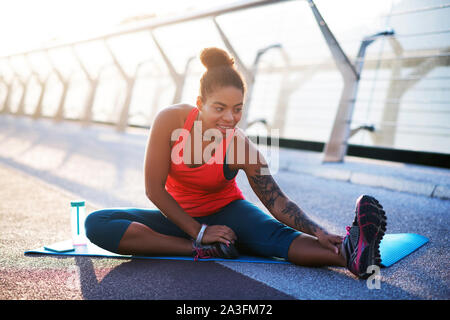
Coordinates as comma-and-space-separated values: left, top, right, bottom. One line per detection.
193, 246, 220, 261
194, 248, 210, 261
346, 226, 351, 236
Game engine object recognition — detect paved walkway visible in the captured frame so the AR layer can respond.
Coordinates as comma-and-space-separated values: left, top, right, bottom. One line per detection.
270, 146, 450, 200
0, 115, 449, 300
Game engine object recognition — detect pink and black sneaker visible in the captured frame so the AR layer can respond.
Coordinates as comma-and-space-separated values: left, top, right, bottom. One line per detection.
192, 241, 239, 261
342, 195, 387, 279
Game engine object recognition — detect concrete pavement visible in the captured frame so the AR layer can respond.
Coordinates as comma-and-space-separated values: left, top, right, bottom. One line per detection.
275, 147, 450, 200
0, 115, 449, 300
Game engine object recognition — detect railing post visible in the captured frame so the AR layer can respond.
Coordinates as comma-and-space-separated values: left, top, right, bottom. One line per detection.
24, 54, 48, 119
149, 31, 186, 105
15, 76, 26, 116
45, 50, 71, 121
135, 59, 167, 125
71, 45, 101, 126
104, 38, 135, 131
308, 0, 393, 162
182, 56, 196, 100
0, 75, 8, 113
21, 73, 35, 115
6, 58, 28, 116
307, 0, 358, 163
2, 78, 14, 114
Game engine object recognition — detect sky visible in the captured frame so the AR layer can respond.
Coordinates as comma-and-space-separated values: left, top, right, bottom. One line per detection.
0, 0, 395, 56
0, 0, 230, 55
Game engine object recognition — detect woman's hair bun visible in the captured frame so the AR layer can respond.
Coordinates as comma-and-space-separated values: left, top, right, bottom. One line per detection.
199, 47, 235, 70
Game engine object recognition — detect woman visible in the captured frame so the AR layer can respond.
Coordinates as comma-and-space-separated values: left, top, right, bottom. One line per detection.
85, 47, 386, 279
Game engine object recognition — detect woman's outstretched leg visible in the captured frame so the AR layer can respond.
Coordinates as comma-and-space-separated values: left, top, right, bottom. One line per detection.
287, 194, 387, 279
287, 233, 346, 267
288, 194, 386, 279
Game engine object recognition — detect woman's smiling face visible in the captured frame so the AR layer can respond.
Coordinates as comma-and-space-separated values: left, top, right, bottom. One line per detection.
196, 86, 244, 135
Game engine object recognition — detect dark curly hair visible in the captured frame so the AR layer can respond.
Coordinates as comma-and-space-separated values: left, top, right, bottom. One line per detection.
198, 47, 246, 100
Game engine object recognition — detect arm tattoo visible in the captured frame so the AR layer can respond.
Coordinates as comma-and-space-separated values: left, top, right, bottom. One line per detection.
248, 168, 324, 236
280, 199, 323, 236
248, 170, 284, 209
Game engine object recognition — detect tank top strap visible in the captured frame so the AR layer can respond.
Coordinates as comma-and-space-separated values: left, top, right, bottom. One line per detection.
183, 107, 199, 131
173, 107, 199, 149
224, 128, 236, 152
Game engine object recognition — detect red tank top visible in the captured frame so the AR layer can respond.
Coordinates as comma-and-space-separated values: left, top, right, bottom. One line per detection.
165, 107, 245, 217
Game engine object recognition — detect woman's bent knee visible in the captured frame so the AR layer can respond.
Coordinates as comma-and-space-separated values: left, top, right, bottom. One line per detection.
84, 210, 131, 253
84, 210, 105, 243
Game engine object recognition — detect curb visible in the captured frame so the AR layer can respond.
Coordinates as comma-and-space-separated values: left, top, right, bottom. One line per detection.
279, 159, 450, 200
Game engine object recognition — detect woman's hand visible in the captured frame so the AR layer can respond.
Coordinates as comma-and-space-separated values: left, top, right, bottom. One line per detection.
316, 230, 344, 254
201, 225, 237, 246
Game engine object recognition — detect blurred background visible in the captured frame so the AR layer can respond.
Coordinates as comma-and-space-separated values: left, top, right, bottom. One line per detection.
1, 0, 449, 155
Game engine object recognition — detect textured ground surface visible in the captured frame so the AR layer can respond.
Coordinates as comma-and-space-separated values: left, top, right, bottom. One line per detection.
0, 115, 449, 300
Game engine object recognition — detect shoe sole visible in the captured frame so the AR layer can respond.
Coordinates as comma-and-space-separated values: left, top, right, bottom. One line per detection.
354, 195, 387, 279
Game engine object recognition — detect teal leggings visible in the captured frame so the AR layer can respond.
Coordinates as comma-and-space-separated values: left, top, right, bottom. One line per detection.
85, 199, 301, 259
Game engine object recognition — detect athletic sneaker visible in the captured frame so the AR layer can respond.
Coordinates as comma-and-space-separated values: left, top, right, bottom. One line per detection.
192, 241, 239, 261
342, 195, 387, 279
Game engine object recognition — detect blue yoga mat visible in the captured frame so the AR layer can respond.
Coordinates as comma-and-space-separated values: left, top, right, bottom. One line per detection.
25, 239, 288, 264
378, 233, 428, 267
25, 233, 428, 267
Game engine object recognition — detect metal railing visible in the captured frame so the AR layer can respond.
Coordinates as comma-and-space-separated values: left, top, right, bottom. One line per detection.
1, 0, 449, 159
0, 0, 293, 130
